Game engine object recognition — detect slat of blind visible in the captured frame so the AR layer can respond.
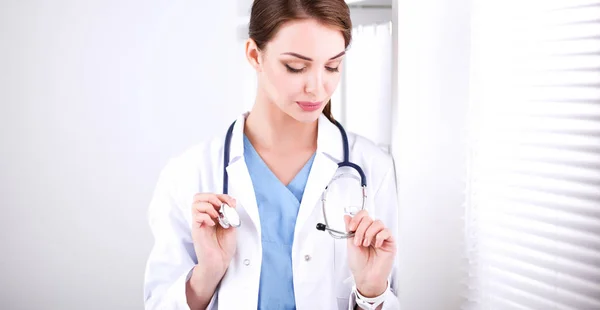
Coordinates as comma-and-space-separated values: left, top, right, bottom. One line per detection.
486, 280, 563, 310
473, 100, 600, 119
480, 116, 600, 134
485, 159, 600, 183
486, 266, 600, 309
474, 163, 600, 188
513, 55, 600, 71
479, 214, 600, 258
477, 199, 600, 236
540, 0, 600, 8
478, 226, 600, 279
461, 278, 556, 310
524, 86, 600, 101
539, 5, 600, 24
480, 252, 600, 307
474, 171, 600, 200
514, 21, 600, 41
490, 292, 557, 310
516, 76, 600, 89
475, 134, 600, 156
463, 292, 535, 310
515, 102, 600, 117
521, 39, 600, 56
488, 295, 533, 310
513, 3, 600, 25
484, 271, 576, 309
477, 185, 600, 219
478, 238, 600, 285
494, 199, 597, 232
522, 0, 600, 9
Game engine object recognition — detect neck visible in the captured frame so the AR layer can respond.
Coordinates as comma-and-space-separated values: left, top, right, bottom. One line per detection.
245, 93, 318, 153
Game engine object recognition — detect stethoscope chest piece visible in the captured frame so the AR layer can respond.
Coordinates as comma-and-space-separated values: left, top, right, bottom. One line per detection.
218, 203, 241, 229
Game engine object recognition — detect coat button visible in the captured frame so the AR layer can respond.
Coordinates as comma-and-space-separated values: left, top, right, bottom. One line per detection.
304, 255, 311, 261
243, 259, 250, 266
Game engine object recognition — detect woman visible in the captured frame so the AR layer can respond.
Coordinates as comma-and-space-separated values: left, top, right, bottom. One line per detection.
143, 0, 399, 309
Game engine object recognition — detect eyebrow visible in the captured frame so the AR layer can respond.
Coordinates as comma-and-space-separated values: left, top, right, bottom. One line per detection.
281, 51, 346, 61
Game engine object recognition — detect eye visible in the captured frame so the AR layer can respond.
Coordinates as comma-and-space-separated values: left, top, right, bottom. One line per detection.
326, 61, 342, 73
325, 66, 340, 73
285, 64, 305, 73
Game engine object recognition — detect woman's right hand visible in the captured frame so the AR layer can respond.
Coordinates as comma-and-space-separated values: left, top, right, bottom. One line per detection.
190, 193, 238, 285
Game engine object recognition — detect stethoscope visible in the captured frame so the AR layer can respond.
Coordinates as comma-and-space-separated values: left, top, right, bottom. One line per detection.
219, 119, 367, 239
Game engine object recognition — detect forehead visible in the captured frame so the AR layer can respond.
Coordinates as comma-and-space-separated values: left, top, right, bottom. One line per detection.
265, 19, 346, 60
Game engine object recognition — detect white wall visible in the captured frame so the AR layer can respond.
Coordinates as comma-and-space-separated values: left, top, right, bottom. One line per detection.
0, 1, 243, 309
344, 22, 393, 152
391, 0, 471, 309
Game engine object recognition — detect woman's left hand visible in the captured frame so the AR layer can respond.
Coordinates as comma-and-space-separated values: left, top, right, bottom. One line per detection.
345, 210, 396, 298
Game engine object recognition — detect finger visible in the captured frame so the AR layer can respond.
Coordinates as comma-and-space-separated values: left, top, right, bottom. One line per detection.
348, 210, 370, 232
192, 201, 220, 219
193, 193, 223, 208
193, 212, 216, 228
344, 215, 352, 231
363, 220, 385, 247
216, 194, 237, 209
375, 228, 392, 248
353, 216, 373, 247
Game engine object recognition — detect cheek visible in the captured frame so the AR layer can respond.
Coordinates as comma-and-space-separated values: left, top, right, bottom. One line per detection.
267, 67, 305, 99
325, 73, 342, 96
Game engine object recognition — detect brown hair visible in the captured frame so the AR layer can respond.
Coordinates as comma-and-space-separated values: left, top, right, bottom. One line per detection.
248, 0, 352, 123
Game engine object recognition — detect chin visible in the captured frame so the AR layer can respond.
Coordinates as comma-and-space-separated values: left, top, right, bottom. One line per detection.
287, 109, 322, 123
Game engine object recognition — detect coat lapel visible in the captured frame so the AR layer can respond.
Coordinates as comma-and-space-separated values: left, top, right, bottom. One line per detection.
224, 113, 262, 236
293, 114, 344, 243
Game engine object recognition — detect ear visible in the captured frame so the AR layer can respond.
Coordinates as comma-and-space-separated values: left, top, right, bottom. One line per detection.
245, 38, 263, 72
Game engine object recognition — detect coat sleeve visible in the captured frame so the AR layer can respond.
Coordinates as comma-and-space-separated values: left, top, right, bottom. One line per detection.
143, 159, 218, 310
348, 156, 400, 309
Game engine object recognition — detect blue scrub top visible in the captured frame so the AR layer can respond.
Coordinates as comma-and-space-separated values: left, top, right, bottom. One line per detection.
243, 135, 315, 310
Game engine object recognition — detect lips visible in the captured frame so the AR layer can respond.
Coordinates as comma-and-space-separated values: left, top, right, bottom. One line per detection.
296, 101, 323, 112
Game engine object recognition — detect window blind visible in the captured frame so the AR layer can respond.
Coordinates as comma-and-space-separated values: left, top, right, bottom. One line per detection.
464, 0, 600, 309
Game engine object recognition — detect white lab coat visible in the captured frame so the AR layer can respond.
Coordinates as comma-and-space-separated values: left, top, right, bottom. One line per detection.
144, 112, 400, 309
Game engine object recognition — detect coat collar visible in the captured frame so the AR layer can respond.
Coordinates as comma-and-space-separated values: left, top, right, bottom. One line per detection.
226, 112, 345, 165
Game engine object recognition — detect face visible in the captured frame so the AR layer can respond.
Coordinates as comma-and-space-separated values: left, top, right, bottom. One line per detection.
246, 19, 346, 123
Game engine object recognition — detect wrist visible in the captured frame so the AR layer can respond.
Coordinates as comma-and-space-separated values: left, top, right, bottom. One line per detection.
353, 280, 389, 310
189, 265, 222, 296
355, 280, 388, 298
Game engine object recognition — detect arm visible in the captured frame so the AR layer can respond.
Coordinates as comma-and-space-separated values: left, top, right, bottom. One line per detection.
186, 265, 221, 309
143, 160, 218, 310
349, 157, 400, 310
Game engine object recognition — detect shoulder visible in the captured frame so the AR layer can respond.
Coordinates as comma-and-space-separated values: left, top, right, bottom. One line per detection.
347, 131, 396, 190
166, 139, 217, 170
151, 134, 227, 210
348, 132, 393, 169
158, 134, 225, 186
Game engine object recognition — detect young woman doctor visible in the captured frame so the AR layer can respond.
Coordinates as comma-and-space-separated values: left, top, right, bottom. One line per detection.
144, 0, 399, 309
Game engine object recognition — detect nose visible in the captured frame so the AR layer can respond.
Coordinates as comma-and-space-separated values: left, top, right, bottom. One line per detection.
304, 69, 326, 99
